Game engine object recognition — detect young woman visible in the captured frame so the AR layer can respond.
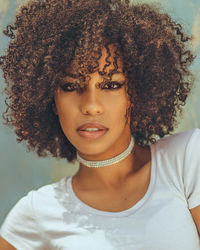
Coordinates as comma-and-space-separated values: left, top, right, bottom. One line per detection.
0, 0, 199, 249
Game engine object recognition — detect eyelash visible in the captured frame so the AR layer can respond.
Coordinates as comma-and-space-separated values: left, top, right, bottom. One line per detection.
60, 81, 124, 92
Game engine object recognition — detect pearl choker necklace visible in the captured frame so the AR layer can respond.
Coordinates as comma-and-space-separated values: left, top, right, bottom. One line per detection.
76, 136, 134, 168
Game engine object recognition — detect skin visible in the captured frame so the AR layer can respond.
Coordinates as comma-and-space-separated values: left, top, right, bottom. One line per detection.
54, 44, 152, 211
190, 206, 200, 236
0, 45, 199, 249
54, 45, 132, 162
0, 238, 16, 250
0, 44, 152, 249
53, 43, 200, 228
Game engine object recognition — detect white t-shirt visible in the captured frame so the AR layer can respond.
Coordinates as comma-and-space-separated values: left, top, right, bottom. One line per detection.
1, 128, 200, 250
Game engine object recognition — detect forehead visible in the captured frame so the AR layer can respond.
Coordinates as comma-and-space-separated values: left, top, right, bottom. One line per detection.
99, 45, 123, 72
66, 44, 124, 76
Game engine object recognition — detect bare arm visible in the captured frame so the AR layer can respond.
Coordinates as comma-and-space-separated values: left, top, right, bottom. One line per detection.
0, 237, 16, 250
190, 205, 200, 236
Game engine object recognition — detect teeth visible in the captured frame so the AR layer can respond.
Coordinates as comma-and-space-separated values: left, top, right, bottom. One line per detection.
83, 128, 101, 131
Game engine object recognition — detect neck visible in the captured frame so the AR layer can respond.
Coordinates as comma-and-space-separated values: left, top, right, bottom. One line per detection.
75, 150, 135, 188
74, 144, 150, 189
76, 136, 134, 168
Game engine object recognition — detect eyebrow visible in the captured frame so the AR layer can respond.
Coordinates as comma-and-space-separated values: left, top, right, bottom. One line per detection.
65, 71, 124, 79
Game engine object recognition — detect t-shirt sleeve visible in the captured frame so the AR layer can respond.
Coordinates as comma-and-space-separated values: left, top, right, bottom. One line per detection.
184, 128, 200, 209
0, 191, 45, 250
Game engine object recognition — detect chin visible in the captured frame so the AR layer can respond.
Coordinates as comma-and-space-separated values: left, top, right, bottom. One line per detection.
75, 139, 113, 158
76, 143, 109, 157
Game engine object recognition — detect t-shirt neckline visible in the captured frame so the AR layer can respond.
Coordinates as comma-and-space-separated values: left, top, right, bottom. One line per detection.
67, 143, 157, 217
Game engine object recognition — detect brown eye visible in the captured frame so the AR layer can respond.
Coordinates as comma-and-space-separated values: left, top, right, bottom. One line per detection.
102, 81, 124, 90
60, 83, 78, 92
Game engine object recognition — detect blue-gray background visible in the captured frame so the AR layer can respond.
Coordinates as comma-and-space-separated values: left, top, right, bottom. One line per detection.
0, 0, 200, 225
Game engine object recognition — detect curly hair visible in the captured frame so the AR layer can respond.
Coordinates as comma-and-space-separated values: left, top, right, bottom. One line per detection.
0, 0, 195, 162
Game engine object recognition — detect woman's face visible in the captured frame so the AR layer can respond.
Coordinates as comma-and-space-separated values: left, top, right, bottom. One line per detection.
54, 45, 132, 160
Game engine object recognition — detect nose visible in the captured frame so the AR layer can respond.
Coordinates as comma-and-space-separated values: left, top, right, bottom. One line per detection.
80, 88, 104, 116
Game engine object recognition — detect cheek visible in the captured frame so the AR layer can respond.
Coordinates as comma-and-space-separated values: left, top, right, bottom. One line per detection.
58, 105, 76, 128
106, 101, 129, 131
112, 95, 129, 118
54, 93, 76, 127
56, 105, 77, 141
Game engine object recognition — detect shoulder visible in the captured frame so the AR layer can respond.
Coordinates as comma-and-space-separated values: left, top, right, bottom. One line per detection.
30, 176, 70, 213
151, 128, 200, 185
1, 176, 69, 228
154, 128, 200, 155
151, 128, 200, 172
152, 128, 200, 209
32, 176, 68, 199
0, 177, 70, 248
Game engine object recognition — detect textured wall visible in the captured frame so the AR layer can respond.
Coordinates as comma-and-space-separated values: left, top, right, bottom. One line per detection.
0, 0, 199, 225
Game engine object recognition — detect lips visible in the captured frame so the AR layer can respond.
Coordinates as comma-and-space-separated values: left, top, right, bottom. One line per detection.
77, 123, 108, 131
77, 123, 109, 140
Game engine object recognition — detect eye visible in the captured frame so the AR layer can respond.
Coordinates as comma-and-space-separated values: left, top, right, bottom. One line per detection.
60, 82, 78, 92
102, 81, 124, 90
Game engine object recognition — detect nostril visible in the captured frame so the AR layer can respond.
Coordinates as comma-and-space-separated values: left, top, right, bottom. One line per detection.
81, 105, 103, 116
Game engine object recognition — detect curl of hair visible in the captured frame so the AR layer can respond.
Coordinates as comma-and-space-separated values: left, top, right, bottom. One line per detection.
0, 0, 195, 161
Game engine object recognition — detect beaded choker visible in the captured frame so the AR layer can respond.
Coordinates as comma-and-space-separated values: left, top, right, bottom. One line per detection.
76, 136, 134, 168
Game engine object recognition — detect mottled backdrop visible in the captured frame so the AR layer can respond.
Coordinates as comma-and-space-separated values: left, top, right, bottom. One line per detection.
0, 0, 199, 225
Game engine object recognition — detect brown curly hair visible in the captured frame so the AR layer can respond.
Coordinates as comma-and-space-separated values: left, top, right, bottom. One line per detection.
0, 0, 195, 162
